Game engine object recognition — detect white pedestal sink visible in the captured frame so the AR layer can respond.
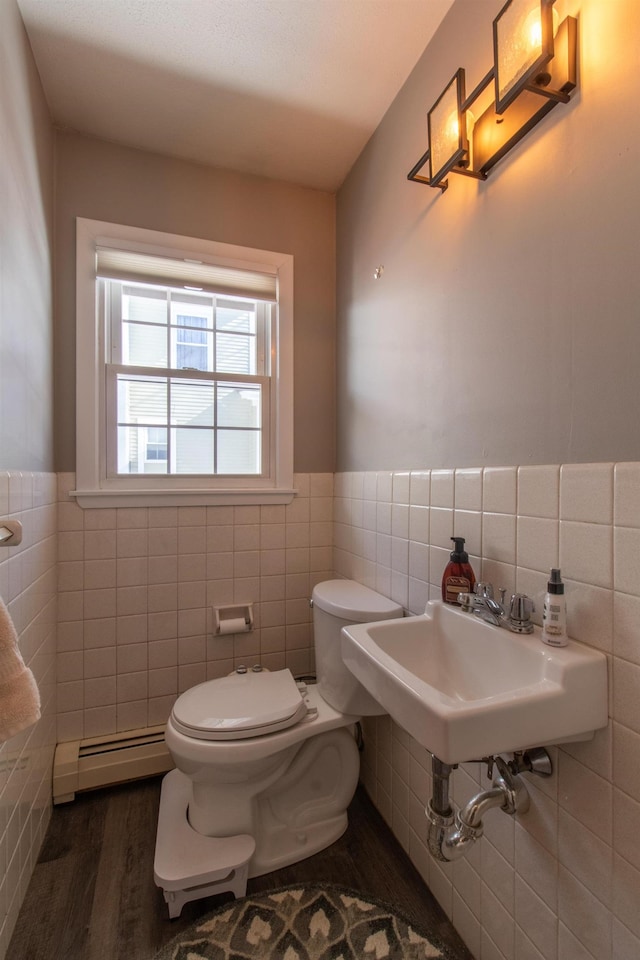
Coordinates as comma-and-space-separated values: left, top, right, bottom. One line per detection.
341, 600, 608, 765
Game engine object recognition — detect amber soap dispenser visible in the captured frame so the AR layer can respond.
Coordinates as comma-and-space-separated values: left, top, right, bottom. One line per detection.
442, 537, 476, 605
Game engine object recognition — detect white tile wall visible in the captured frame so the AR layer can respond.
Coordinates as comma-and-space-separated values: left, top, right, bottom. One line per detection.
335, 462, 640, 960
9, 462, 640, 960
0, 472, 57, 957
56, 473, 333, 741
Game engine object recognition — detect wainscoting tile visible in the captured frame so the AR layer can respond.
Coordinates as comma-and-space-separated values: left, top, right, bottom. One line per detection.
614, 462, 640, 528
481, 883, 515, 959
517, 465, 560, 519
409, 470, 430, 506
612, 657, 640, 734
560, 463, 614, 524
392, 471, 410, 504
558, 753, 612, 843
484, 467, 517, 516
558, 809, 612, 907
453, 510, 481, 558
455, 468, 483, 512
516, 516, 558, 573
482, 513, 516, 565
558, 868, 612, 960
612, 854, 640, 940
559, 521, 612, 589
612, 788, 640, 871
614, 525, 640, 597
613, 591, 640, 664
430, 469, 454, 509
430, 507, 454, 549
514, 876, 557, 960
612, 918, 640, 960
612, 722, 640, 802
514, 824, 557, 911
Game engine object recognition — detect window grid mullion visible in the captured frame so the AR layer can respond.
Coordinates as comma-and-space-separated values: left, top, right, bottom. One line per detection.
213, 381, 218, 474
213, 296, 218, 374
167, 376, 172, 476
165, 291, 172, 380
166, 292, 173, 475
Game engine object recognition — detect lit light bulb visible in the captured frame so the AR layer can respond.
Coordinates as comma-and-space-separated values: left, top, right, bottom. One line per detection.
524, 3, 560, 50
524, 8, 543, 52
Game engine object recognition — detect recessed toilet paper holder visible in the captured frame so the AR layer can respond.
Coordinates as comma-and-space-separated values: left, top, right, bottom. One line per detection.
214, 603, 254, 636
0, 520, 22, 546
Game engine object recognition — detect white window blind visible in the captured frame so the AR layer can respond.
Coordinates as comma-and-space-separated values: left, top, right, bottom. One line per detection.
96, 248, 278, 302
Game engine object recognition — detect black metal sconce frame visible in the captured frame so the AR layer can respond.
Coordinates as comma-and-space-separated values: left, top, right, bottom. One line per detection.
408, 1, 577, 192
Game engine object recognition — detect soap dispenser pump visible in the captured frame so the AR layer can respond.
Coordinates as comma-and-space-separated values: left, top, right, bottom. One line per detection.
442, 537, 476, 605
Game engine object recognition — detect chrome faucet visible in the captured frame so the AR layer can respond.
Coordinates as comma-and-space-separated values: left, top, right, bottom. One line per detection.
472, 583, 507, 626
461, 583, 535, 633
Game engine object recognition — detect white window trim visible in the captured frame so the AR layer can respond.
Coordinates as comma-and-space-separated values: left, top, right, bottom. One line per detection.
73, 218, 294, 507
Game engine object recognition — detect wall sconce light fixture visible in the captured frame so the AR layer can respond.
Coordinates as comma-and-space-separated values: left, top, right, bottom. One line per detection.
408, 0, 577, 192
427, 69, 469, 187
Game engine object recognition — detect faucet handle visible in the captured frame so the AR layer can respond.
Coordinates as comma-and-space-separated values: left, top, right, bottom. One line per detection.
508, 594, 535, 633
475, 581, 494, 599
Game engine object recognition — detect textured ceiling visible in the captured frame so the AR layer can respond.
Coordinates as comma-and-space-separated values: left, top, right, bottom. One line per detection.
17, 0, 453, 191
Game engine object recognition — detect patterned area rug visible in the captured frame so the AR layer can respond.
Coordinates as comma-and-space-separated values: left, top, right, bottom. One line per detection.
154, 884, 450, 960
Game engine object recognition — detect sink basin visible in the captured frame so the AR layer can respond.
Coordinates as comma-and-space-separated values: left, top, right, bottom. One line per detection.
341, 600, 608, 765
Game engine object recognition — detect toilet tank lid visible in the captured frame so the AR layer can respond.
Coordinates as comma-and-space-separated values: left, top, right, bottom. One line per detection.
312, 580, 403, 622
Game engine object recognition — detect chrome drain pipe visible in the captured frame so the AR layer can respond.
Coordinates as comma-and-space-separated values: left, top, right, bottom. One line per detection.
427, 752, 548, 862
426, 756, 457, 862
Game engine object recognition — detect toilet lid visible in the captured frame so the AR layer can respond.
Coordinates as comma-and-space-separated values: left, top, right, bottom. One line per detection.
170, 668, 309, 741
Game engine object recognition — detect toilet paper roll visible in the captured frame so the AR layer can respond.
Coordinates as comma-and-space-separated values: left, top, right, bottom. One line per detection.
217, 617, 249, 635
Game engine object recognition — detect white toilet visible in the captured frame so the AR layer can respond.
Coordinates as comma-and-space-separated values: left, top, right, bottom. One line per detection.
156, 579, 401, 914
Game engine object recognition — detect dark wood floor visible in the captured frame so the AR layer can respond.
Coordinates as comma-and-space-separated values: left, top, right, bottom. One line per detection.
7, 777, 474, 960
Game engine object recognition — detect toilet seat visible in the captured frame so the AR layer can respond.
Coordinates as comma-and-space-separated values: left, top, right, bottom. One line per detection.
170, 669, 309, 741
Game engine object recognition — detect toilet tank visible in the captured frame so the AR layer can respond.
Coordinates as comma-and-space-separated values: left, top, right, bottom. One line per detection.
311, 579, 403, 716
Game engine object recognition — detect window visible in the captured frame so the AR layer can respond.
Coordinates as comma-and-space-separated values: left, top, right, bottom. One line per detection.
108, 285, 267, 477
74, 219, 294, 507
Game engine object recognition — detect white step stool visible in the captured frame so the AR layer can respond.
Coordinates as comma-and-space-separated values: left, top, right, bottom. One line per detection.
154, 769, 255, 918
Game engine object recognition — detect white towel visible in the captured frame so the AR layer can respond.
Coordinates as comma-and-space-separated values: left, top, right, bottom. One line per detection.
0, 597, 41, 742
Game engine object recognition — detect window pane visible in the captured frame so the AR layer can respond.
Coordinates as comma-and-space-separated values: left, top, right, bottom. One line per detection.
218, 430, 260, 475
176, 316, 207, 336
172, 428, 214, 474
171, 293, 214, 328
146, 427, 168, 461
216, 332, 255, 374
170, 380, 215, 426
117, 375, 167, 424
176, 343, 208, 370
217, 300, 256, 335
175, 317, 210, 371
218, 384, 261, 428
117, 425, 168, 474
122, 288, 167, 324
123, 322, 168, 367
171, 300, 213, 371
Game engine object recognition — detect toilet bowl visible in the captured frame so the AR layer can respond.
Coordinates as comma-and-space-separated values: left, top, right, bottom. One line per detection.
162, 580, 402, 883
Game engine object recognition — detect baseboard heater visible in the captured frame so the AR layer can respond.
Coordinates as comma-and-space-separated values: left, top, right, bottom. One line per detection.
53, 725, 173, 804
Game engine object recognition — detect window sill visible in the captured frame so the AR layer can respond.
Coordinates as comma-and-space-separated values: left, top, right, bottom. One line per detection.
71, 487, 297, 509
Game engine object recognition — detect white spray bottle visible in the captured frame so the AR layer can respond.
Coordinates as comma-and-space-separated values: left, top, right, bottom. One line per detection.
541, 568, 567, 647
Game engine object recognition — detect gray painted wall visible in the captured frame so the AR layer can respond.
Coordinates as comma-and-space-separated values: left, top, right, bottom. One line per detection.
336, 0, 640, 471
0, 0, 54, 471
54, 132, 336, 474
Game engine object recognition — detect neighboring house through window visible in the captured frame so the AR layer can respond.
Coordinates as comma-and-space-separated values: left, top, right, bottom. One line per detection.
74, 218, 294, 507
